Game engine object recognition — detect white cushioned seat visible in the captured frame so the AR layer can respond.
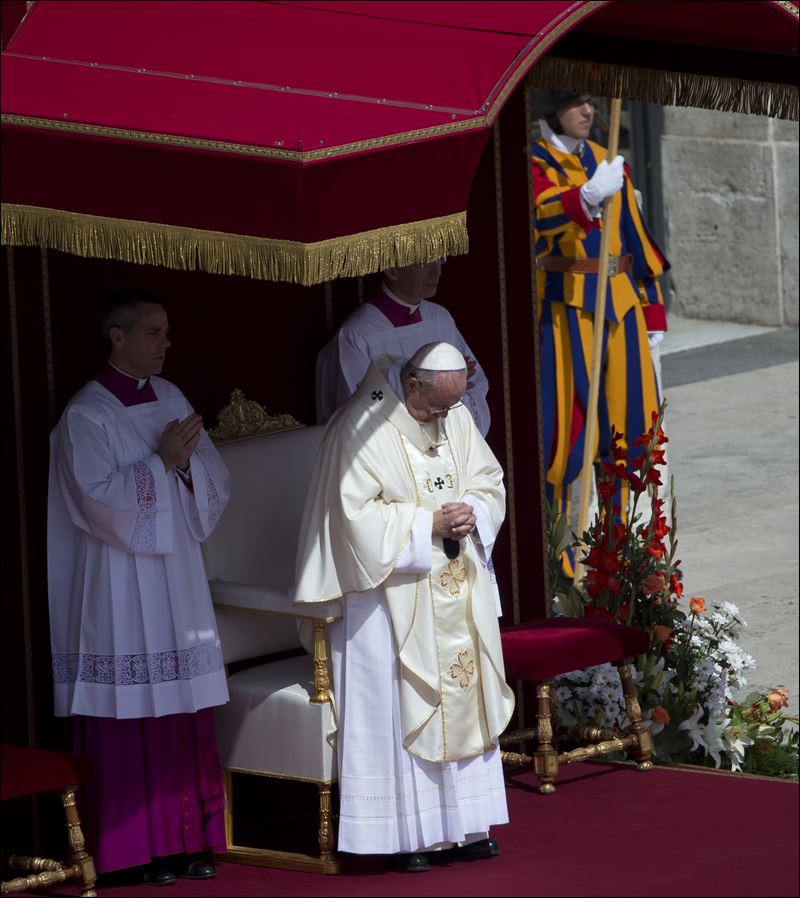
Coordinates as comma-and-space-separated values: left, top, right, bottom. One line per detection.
201, 423, 341, 873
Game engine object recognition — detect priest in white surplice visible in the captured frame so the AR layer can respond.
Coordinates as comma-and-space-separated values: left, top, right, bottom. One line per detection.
48, 289, 230, 885
294, 341, 515, 872
315, 260, 491, 435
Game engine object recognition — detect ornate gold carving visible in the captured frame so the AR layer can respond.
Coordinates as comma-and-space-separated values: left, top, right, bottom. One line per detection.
567, 725, 617, 743
209, 389, 303, 443
439, 559, 466, 596
318, 782, 335, 863
500, 750, 530, 766
559, 736, 632, 764
448, 650, 475, 688
310, 620, 332, 704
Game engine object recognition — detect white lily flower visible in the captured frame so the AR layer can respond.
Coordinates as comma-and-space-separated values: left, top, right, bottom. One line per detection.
723, 722, 754, 773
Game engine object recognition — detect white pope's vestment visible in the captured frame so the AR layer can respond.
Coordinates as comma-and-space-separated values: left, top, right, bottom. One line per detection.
315, 292, 491, 435
293, 362, 515, 853
48, 377, 230, 719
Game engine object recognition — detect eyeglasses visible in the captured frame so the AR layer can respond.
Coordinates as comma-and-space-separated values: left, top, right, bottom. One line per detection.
428, 401, 463, 415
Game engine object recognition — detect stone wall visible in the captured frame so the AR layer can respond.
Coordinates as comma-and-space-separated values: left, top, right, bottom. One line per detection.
661, 108, 798, 327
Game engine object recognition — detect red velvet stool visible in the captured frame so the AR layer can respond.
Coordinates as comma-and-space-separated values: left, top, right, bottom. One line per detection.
1, 745, 97, 897
499, 618, 654, 793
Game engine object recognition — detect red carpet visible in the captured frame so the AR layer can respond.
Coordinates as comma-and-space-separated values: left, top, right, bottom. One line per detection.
13, 762, 799, 897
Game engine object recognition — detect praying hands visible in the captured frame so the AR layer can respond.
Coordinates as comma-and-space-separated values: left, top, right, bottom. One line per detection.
432, 501, 477, 540
158, 413, 203, 472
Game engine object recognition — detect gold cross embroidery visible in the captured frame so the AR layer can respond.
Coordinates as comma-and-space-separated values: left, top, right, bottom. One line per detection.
449, 650, 475, 689
439, 559, 466, 596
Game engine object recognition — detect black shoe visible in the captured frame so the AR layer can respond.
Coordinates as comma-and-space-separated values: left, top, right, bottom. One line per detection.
446, 838, 500, 861
142, 861, 177, 886
391, 852, 431, 873
174, 853, 217, 880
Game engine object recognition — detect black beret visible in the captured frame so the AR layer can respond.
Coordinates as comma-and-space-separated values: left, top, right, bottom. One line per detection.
532, 90, 590, 118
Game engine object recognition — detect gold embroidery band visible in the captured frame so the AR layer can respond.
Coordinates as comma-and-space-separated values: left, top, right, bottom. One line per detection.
530, 56, 799, 122
1, 204, 468, 286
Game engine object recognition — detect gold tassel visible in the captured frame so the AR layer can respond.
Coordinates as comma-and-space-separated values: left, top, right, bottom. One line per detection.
1, 204, 468, 286
530, 56, 798, 122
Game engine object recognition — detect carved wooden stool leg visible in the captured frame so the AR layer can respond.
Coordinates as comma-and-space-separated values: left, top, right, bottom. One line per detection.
2, 861, 72, 895
317, 783, 336, 865
616, 662, 654, 771
532, 681, 558, 794
59, 786, 97, 897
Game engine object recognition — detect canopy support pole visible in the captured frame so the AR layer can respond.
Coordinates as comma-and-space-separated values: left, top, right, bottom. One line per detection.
573, 96, 622, 584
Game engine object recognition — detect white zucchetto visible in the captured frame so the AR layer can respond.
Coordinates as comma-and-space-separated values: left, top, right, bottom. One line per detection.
410, 342, 466, 371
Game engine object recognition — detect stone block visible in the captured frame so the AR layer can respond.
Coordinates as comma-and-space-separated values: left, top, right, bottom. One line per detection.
775, 143, 799, 325
663, 106, 769, 140
661, 137, 770, 198
770, 118, 800, 143
668, 238, 781, 325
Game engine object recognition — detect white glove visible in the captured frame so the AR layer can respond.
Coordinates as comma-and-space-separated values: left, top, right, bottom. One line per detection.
581, 155, 624, 207
648, 331, 665, 349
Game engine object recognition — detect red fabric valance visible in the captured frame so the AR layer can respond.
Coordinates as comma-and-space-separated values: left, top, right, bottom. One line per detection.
2, 1, 797, 283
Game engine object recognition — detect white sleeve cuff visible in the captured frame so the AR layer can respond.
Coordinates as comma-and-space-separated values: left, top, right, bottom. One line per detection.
462, 495, 496, 565
394, 509, 433, 574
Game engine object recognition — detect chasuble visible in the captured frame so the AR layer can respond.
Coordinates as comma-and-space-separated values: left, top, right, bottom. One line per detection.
294, 362, 514, 762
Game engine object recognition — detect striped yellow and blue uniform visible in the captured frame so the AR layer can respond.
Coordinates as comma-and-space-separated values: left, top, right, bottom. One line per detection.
532, 137, 669, 573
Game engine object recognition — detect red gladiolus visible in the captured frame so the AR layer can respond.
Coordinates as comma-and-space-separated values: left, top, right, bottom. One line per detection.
598, 479, 617, 502
586, 570, 621, 597
628, 472, 646, 492
647, 542, 666, 559
610, 430, 626, 461
618, 601, 630, 621
669, 574, 684, 599
643, 573, 665, 594
652, 517, 670, 539
646, 467, 663, 486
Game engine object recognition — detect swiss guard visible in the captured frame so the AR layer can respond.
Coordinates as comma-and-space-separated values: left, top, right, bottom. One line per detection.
531, 90, 670, 575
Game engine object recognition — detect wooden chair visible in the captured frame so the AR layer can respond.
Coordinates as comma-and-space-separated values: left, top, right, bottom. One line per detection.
201, 395, 342, 874
1, 744, 97, 897
499, 618, 653, 792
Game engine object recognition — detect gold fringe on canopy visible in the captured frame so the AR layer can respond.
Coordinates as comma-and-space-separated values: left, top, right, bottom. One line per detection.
1, 204, 468, 286
531, 56, 799, 121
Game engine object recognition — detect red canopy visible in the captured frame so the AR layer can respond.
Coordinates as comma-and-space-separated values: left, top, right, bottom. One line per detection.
2, 0, 798, 284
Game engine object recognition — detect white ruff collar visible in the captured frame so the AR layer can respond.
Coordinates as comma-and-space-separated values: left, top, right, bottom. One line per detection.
538, 118, 584, 157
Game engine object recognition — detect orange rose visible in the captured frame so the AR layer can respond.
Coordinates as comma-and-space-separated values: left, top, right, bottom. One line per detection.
768, 688, 789, 712
689, 597, 706, 614
651, 706, 670, 725
653, 625, 673, 643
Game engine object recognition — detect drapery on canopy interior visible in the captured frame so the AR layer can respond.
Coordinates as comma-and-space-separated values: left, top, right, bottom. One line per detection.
1, 0, 798, 285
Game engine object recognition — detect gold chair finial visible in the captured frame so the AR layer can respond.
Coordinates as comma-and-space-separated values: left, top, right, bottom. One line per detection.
208, 389, 303, 443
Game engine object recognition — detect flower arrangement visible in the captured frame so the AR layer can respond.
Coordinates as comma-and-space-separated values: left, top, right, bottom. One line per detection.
549, 401, 798, 778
